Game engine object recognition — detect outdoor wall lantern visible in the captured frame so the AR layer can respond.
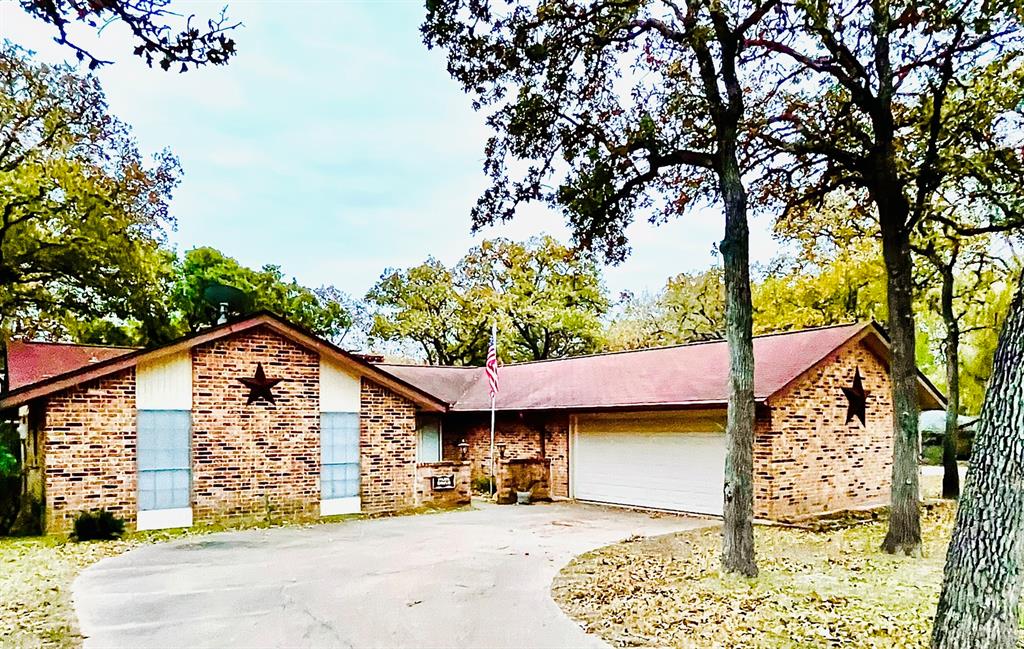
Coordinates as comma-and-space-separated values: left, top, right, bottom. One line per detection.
496, 442, 506, 459
458, 441, 469, 460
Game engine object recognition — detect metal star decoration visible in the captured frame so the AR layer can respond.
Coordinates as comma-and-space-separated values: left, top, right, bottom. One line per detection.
841, 368, 867, 426
237, 363, 284, 405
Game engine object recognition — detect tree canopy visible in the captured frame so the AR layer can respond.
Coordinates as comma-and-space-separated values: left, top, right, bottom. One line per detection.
0, 43, 180, 345
367, 236, 609, 364
168, 247, 358, 344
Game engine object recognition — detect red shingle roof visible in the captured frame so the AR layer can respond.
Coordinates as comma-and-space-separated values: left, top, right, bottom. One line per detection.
381, 323, 945, 412
5, 340, 138, 391
0, 312, 448, 412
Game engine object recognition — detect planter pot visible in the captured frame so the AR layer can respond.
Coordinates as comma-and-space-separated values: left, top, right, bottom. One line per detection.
516, 491, 532, 505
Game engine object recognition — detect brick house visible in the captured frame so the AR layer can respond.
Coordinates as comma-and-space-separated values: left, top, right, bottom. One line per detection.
382, 321, 944, 520
0, 314, 466, 533
0, 317, 943, 533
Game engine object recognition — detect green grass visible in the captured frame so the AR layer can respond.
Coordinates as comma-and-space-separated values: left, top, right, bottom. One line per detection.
921, 444, 944, 466
553, 504, 962, 649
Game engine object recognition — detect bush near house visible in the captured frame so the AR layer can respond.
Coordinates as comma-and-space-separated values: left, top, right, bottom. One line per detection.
71, 510, 126, 542
0, 422, 20, 535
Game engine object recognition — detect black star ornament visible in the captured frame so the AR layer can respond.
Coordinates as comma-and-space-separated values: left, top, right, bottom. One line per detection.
238, 362, 284, 405
842, 367, 867, 426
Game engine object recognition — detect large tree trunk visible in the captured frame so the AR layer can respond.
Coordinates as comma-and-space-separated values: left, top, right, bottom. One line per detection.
931, 277, 1024, 648
939, 264, 960, 499
879, 214, 922, 555
719, 152, 757, 577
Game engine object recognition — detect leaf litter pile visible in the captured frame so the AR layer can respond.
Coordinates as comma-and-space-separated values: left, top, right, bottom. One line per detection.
553, 503, 960, 649
0, 535, 138, 648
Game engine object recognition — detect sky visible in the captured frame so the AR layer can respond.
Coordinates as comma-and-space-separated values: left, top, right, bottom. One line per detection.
1, 1, 779, 300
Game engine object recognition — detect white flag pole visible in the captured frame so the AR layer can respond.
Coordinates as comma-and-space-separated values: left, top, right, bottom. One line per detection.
489, 320, 497, 499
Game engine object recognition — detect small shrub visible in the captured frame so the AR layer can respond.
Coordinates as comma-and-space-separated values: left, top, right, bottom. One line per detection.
921, 444, 943, 466
72, 509, 125, 542
470, 475, 494, 494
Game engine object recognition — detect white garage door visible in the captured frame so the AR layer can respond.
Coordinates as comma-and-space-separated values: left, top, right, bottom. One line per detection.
572, 411, 726, 516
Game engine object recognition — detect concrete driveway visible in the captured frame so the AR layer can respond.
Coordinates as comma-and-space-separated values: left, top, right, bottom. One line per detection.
73, 501, 710, 649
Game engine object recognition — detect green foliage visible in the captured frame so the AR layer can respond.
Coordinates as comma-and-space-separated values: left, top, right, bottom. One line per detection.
0, 422, 17, 479
368, 236, 609, 364
922, 445, 944, 466
367, 257, 481, 365
0, 451, 15, 480
0, 43, 180, 346
169, 247, 358, 344
462, 236, 609, 360
753, 242, 888, 332
605, 269, 724, 350
72, 510, 126, 542
470, 476, 493, 494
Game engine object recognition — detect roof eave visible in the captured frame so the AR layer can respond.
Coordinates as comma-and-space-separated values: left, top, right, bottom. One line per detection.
0, 312, 448, 413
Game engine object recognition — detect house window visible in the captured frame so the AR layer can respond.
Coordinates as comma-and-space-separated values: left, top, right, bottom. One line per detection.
417, 414, 442, 463
321, 412, 360, 499
137, 410, 191, 511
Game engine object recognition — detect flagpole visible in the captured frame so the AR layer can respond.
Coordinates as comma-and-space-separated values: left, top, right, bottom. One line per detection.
489, 321, 497, 499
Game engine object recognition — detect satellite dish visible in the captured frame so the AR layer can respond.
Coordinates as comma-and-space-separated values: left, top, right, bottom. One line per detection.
202, 282, 249, 324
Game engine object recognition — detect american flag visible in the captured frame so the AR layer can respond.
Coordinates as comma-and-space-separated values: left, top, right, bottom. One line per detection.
485, 328, 499, 398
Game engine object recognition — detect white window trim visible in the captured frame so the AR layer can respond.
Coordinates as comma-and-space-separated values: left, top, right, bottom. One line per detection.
137, 507, 192, 531
320, 496, 361, 516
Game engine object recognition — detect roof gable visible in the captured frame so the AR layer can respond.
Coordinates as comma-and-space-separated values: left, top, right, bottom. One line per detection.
0, 313, 446, 412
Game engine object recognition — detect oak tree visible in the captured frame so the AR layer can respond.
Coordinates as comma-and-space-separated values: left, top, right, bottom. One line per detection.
169, 247, 358, 344
461, 236, 609, 360
423, 0, 788, 575
0, 44, 179, 346
367, 237, 608, 364
749, 0, 1024, 554
19, 0, 239, 70
931, 272, 1024, 648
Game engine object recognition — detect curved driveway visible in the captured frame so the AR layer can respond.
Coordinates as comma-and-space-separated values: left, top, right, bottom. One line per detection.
73, 501, 708, 649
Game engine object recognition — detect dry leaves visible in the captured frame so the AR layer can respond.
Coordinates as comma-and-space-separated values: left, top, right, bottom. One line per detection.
553, 504, 959, 649
0, 535, 139, 648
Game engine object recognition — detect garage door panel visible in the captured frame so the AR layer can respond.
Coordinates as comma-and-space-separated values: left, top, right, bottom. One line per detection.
573, 417, 725, 516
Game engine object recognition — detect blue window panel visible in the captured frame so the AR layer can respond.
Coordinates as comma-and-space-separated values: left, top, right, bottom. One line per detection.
138, 410, 190, 511
321, 412, 359, 499
138, 411, 191, 471
139, 469, 190, 510
417, 416, 441, 463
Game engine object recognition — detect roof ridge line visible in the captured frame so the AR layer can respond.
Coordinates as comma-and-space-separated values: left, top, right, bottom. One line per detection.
494, 321, 867, 368
375, 321, 868, 371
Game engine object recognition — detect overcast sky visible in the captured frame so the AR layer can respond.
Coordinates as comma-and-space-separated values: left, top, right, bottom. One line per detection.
2, 1, 780, 299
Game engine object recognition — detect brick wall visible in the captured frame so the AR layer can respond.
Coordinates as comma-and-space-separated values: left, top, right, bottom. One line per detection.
441, 411, 570, 498
360, 379, 418, 513
414, 461, 471, 508
42, 369, 137, 533
35, 325, 430, 532
191, 327, 321, 524
757, 339, 894, 519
